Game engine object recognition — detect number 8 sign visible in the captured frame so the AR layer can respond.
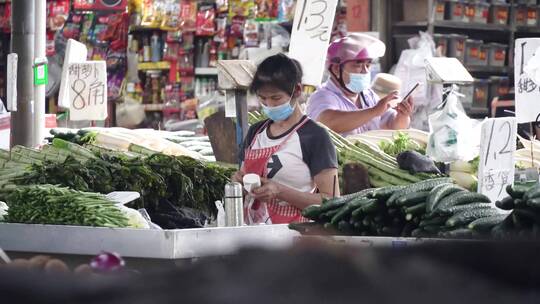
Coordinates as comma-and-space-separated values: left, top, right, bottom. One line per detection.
478, 117, 517, 203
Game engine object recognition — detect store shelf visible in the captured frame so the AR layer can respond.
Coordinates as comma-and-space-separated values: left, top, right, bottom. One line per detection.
515, 26, 540, 34
143, 104, 165, 112
467, 108, 489, 118
195, 67, 218, 76
137, 61, 171, 71
129, 26, 164, 33
433, 21, 510, 32
143, 104, 183, 112
466, 65, 509, 74
393, 21, 429, 28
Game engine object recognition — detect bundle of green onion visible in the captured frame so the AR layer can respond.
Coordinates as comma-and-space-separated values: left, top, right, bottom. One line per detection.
4, 184, 130, 228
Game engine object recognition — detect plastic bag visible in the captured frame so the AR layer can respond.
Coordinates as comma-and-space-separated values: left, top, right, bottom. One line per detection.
0, 99, 6, 114
393, 31, 442, 131
0, 201, 7, 221
245, 195, 272, 225
426, 86, 481, 162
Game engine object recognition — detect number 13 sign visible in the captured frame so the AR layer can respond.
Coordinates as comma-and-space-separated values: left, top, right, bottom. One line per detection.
478, 117, 517, 203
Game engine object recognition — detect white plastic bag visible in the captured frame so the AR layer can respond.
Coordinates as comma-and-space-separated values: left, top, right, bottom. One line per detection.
0, 201, 8, 221
393, 32, 442, 131
245, 195, 272, 225
0, 99, 6, 114
427, 87, 481, 162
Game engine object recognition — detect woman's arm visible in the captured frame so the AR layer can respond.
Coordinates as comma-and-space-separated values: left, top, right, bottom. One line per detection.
317, 92, 398, 134
251, 168, 340, 210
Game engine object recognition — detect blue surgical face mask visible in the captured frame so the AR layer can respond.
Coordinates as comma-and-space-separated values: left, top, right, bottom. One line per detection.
261, 92, 295, 121
345, 72, 371, 94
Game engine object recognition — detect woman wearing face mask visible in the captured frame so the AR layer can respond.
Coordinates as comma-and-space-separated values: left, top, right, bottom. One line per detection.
306, 33, 414, 136
232, 53, 339, 224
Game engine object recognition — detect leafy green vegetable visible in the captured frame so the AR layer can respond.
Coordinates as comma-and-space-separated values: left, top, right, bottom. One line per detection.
4, 184, 130, 228
3, 146, 234, 219
469, 156, 480, 174
379, 132, 425, 156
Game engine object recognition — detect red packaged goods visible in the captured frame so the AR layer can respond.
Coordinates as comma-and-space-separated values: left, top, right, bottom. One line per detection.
196, 4, 216, 36
180, 0, 197, 32
230, 15, 245, 37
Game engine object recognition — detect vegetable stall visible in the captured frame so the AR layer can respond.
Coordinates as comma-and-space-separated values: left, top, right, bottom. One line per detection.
2, 117, 540, 265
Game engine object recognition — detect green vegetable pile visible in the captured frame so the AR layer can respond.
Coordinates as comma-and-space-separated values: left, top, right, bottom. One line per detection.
4, 185, 130, 228
0, 140, 234, 219
379, 132, 425, 156
290, 177, 506, 239
330, 128, 437, 188
492, 182, 540, 239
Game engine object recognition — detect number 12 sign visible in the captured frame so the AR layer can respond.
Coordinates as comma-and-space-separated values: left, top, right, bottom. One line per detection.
478, 117, 517, 203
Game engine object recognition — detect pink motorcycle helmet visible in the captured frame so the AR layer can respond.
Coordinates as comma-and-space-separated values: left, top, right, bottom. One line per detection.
326, 33, 386, 68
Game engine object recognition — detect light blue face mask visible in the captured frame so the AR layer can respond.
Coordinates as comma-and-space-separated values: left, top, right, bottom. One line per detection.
261, 92, 295, 121
345, 72, 371, 94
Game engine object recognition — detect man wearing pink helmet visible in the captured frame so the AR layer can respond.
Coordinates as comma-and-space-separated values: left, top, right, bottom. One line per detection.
306, 33, 413, 136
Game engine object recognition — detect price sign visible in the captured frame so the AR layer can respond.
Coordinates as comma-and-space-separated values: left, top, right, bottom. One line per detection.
68, 61, 108, 121
59, 39, 88, 109
289, 0, 338, 86
515, 38, 540, 124
478, 117, 517, 203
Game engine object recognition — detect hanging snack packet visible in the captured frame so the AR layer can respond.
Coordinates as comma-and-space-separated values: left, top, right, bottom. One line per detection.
244, 19, 259, 47
216, 0, 229, 14
196, 3, 216, 36
214, 17, 227, 43
230, 15, 245, 37
161, 0, 181, 31
153, 0, 166, 28
180, 0, 197, 32
141, 0, 157, 27
277, 0, 295, 22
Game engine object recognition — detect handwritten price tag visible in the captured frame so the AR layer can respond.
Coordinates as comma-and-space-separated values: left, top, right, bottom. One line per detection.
289, 0, 338, 86
515, 38, 540, 124
478, 118, 517, 202
68, 61, 108, 121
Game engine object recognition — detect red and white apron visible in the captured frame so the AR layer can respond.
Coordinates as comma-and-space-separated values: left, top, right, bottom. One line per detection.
243, 117, 310, 225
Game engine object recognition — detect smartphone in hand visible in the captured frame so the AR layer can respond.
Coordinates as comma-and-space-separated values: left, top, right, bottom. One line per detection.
393, 83, 420, 107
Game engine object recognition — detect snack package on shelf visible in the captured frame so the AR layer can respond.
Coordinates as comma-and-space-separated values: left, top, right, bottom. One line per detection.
277, 0, 294, 22
255, 0, 279, 20
180, 0, 198, 32
196, 3, 217, 36
231, 15, 246, 38
141, 0, 158, 27
214, 17, 227, 43
244, 19, 259, 47
48, 0, 70, 31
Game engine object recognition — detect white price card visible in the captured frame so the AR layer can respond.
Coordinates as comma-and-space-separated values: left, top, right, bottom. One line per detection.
478, 117, 517, 203
515, 38, 540, 124
6, 53, 17, 111
68, 61, 108, 121
289, 0, 338, 87
59, 39, 88, 109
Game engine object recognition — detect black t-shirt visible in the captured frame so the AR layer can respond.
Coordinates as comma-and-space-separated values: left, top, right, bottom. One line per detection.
240, 117, 338, 192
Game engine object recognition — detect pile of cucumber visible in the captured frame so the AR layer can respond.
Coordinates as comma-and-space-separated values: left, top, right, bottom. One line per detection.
291, 177, 506, 239
492, 182, 540, 239
414, 182, 503, 238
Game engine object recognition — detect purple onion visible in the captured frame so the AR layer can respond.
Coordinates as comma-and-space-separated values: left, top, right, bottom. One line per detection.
90, 251, 125, 272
